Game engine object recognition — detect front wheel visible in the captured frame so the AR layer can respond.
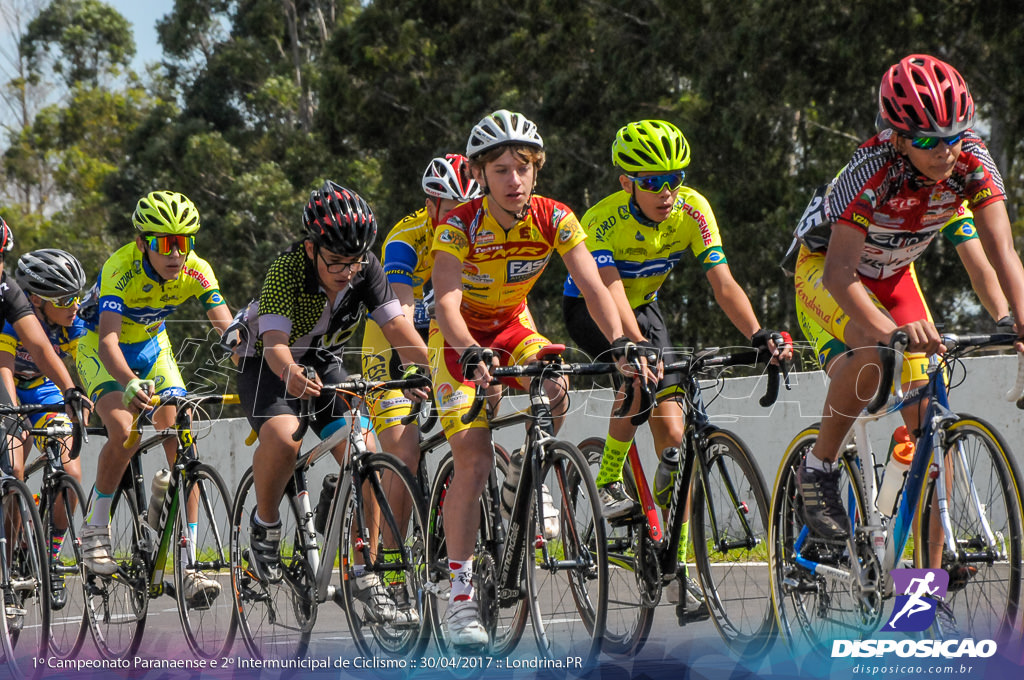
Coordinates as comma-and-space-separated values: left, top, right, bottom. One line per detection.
83, 487, 148, 660
768, 426, 877, 658
526, 440, 607, 669
0, 479, 49, 680
339, 452, 428, 658
40, 473, 87, 660
173, 463, 236, 658
230, 467, 315, 659
691, 428, 776, 657
918, 416, 1023, 641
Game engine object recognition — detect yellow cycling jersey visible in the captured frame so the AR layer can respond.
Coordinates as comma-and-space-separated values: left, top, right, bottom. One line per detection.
432, 195, 586, 331
80, 242, 225, 345
563, 188, 725, 308
382, 207, 436, 330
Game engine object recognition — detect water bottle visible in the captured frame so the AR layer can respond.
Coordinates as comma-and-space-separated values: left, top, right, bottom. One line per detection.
146, 469, 171, 528
501, 447, 525, 521
653, 447, 680, 508
876, 426, 914, 516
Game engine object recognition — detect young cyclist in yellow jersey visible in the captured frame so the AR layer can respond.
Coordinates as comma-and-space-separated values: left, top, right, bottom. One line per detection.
430, 109, 645, 647
76, 191, 233, 609
562, 119, 792, 618
0, 249, 92, 608
790, 54, 1024, 611
358, 155, 481, 626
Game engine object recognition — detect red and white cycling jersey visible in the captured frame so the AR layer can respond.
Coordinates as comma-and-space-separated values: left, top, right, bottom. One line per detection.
825, 129, 1004, 280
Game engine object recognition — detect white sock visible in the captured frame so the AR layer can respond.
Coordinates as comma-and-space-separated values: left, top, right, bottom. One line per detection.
449, 560, 474, 602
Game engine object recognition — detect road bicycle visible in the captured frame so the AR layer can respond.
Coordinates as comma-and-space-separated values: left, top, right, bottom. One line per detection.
82, 393, 237, 660
769, 331, 1024, 658
578, 344, 782, 658
424, 344, 609, 666
16, 402, 94, 660
230, 375, 429, 660
0, 412, 50, 680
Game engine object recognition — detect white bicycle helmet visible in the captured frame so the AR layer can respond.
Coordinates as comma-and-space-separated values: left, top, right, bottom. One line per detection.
466, 109, 544, 159
421, 154, 482, 201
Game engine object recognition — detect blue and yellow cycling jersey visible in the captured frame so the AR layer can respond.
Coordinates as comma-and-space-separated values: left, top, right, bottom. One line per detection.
563, 188, 726, 308
79, 242, 225, 346
382, 207, 436, 330
0, 304, 86, 384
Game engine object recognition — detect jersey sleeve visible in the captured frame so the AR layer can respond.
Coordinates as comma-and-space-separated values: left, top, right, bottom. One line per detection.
550, 203, 587, 256
361, 255, 402, 326
431, 206, 472, 262
182, 254, 226, 310
580, 203, 618, 269
940, 203, 978, 247
681, 193, 727, 271
962, 137, 1006, 211
256, 252, 303, 337
0, 320, 18, 358
0, 276, 35, 325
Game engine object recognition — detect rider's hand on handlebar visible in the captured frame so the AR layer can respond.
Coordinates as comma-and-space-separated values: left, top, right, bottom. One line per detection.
122, 378, 155, 411
460, 346, 498, 389
751, 329, 794, 365
282, 363, 321, 398
63, 386, 93, 425
891, 320, 944, 356
399, 364, 432, 401
995, 315, 1024, 353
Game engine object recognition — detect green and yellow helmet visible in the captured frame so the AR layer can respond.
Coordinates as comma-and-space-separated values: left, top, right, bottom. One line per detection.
132, 191, 201, 234
612, 120, 691, 173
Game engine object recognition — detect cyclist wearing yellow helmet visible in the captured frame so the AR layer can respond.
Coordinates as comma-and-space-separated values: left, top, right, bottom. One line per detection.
77, 191, 233, 608
563, 119, 792, 616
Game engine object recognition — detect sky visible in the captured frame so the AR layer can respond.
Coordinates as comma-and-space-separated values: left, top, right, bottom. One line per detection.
106, 0, 175, 71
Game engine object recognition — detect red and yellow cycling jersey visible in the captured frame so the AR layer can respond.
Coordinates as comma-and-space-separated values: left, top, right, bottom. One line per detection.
430, 195, 586, 331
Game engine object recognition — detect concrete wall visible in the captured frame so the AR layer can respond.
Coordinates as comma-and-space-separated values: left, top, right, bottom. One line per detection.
59, 355, 1024, 501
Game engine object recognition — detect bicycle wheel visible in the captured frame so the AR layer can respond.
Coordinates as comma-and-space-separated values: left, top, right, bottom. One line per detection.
768, 425, 878, 657
918, 415, 1023, 641
173, 462, 236, 658
0, 479, 49, 680
83, 487, 148, 660
577, 436, 653, 657
526, 440, 607, 667
230, 466, 314, 659
40, 473, 87, 659
426, 449, 526, 656
339, 453, 428, 658
691, 428, 776, 657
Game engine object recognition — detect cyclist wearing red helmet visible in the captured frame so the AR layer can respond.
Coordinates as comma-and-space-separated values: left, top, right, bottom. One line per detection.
791, 55, 1024, 621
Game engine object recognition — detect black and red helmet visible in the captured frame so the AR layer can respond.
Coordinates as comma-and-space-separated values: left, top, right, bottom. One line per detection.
302, 181, 377, 256
878, 54, 975, 137
0, 215, 14, 255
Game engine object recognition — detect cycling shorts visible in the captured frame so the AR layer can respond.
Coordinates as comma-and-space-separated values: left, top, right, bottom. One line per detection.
794, 246, 930, 383
361, 319, 434, 434
237, 353, 355, 440
76, 330, 186, 402
562, 296, 682, 393
428, 308, 549, 438
15, 377, 72, 452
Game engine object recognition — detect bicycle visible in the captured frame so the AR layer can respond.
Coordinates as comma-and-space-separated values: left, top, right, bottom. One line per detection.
230, 375, 429, 661
578, 343, 782, 658
15, 401, 93, 660
424, 344, 609, 666
82, 392, 238, 660
0, 412, 51, 680
769, 331, 1024, 658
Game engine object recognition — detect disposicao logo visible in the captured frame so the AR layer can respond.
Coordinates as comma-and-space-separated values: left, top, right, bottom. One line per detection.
882, 568, 948, 632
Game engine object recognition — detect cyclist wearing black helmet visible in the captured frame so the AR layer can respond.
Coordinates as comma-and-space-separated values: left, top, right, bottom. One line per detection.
227, 182, 428, 620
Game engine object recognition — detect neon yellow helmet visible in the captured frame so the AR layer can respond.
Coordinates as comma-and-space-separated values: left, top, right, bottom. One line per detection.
132, 191, 201, 234
611, 120, 691, 173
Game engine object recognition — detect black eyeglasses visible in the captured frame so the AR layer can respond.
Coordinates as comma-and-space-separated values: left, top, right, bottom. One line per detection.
319, 254, 367, 274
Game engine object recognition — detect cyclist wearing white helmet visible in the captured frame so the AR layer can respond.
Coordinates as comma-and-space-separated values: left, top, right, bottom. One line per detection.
430, 109, 643, 647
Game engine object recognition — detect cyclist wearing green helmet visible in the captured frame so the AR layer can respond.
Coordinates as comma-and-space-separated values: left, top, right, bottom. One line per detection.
563, 119, 792, 617
77, 191, 233, 608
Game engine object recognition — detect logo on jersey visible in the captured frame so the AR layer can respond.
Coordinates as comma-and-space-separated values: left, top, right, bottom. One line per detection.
507, 259, 547, 282
700, 249, 724, 266
882, 569, 949, 632
438, 228, 467, 249
679, 203, 713, 245
557, 226, 575, 244
886, 197, 920, 211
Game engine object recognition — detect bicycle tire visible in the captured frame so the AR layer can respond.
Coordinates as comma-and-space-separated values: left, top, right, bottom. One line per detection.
339, 452, 428, 658
691, 428, 777, 657
173, 462, 236, 659
425, 448, 526, 656
917, 415, 1024, 641
526, 440, 607, 667
0, 479, 49, 680
768, 425, 878, 657
230, 466, 314, 660
577, 436, 653, 657
83, 486, 148, 660
40, 473, 87, 659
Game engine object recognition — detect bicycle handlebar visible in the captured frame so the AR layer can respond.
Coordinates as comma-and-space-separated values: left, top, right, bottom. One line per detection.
0, 402, 86, 461
290, 375, 435, 441
660, 344, 787, 408
867, 332, 909, 414
125, 392, 241, 449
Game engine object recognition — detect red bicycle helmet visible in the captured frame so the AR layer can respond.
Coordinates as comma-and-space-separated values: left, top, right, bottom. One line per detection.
878, 54, 975, 137
0, 215, 13, 255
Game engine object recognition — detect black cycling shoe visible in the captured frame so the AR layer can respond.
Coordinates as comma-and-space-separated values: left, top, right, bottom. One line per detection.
796, 463, 850, 542
248, 510, 283, 584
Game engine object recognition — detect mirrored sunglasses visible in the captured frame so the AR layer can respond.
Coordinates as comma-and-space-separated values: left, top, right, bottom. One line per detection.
40, 293, 80, 308
145, 234, 195, 256
909, 132, 965, 150
626, 171, 686, 193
